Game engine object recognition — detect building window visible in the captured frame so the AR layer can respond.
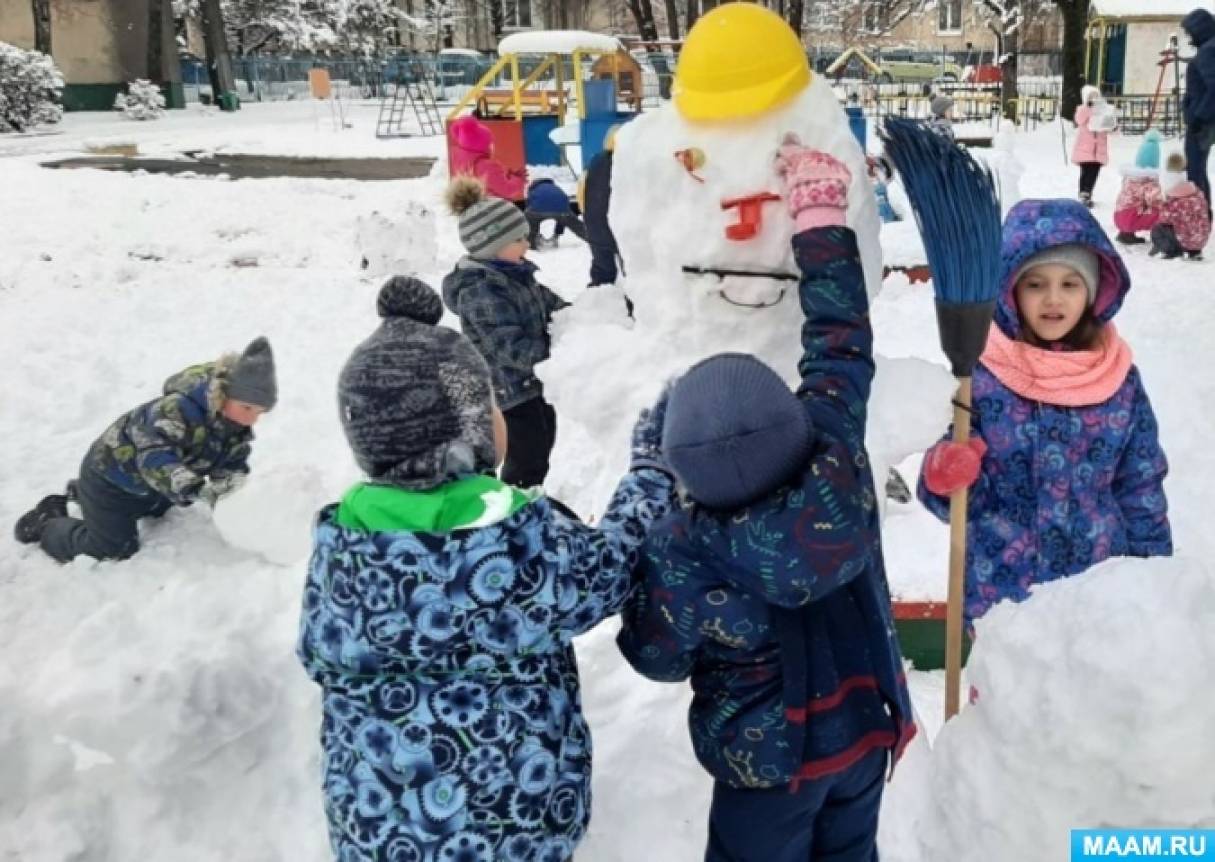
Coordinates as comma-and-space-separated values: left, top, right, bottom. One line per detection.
862, 1, 887, 34
506, 0, 532, 28
939, 0, 963, 33
807, 0, 841, 30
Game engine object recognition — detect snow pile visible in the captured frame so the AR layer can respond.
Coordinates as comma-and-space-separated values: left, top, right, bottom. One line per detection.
355, 202, 437, 277
882, 556, 1215, 861
212, 464, 329, 565
114, 80, 167, 122
0, 41, 63, 133
0, 534, 330, 862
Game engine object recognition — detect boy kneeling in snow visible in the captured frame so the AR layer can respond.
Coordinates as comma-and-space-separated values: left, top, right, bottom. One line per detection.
14, 337, 276, 563
617, 142, 914, 861
297, 277, 677, 862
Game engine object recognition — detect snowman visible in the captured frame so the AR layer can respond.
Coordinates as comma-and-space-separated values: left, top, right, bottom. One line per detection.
541, 3, 953, 518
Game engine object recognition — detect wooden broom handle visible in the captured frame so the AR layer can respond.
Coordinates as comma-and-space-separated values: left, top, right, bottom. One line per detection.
945, 376, 973, 721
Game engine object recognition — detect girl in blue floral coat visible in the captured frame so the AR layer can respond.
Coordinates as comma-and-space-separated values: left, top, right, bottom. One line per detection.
918, 199, 1172, 627
296, 277, 677, 862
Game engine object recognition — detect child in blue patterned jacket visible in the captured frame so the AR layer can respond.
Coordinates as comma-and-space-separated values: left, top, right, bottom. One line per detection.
617, 139, 914, 862
297, 276, 677, 862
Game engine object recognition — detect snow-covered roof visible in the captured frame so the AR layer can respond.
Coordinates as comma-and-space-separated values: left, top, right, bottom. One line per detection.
1091, 0, 1214, 19
497, 30, 622, 56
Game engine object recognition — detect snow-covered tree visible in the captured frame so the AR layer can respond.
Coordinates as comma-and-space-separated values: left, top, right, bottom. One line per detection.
114, 79, 168, 120
0, 41, 63, 133
178, 0, 401, 55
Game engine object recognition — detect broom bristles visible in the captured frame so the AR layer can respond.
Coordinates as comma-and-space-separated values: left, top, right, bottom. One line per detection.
879, 118, 1003, 306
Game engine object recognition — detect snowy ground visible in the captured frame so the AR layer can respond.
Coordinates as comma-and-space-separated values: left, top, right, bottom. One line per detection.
2, 102, 1213, 861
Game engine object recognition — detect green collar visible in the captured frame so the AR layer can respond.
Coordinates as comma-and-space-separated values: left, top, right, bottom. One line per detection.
335, 476, 536, 534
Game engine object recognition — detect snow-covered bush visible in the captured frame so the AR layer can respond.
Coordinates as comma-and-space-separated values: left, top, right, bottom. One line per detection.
114, 79, 166, 121
0, 41, 63, 133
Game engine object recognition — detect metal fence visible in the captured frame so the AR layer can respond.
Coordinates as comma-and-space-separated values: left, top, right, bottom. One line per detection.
179, 53, 493, 104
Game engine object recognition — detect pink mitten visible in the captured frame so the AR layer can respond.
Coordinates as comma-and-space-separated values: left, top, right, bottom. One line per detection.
774, 133, 853, 233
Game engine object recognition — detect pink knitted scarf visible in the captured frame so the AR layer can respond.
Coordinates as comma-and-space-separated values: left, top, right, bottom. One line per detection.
980, 323, 1133, 406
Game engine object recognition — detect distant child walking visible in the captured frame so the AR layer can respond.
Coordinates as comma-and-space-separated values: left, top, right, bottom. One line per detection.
298, 275, 678, 862
1073, 85, 1116, 207
918, 199, 1171, 628
929, 94, 956, 141
618, 141, 914, 862
442, 176, 570, 488
1113, 130, 1164, 245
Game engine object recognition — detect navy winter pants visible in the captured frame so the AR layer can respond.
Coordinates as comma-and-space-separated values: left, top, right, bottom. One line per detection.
704, 748, 887, 862
1185, 125, 1212, 219
501, 396, 557, 489
40, 464, 171, 562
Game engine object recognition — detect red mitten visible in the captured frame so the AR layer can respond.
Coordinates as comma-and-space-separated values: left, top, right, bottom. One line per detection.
923, 438, 988, 496
774, 133, 852, 232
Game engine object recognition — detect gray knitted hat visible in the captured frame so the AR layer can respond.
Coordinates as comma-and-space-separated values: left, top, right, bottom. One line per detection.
931, 95, 955, 117
338, 277, 497, 490
447, 176, 529, 260
1014, 244, 1100, 305
662, 353, 814, 510
226, 336, 277, 409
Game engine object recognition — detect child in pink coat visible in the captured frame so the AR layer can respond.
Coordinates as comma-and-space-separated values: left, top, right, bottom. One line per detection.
1151, 152, 1213, 259
1073, 85, 1116, 208
1114, 131, 1164, 245
448, 115, 527, 203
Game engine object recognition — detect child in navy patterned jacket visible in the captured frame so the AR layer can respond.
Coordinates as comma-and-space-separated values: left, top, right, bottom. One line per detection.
617, 138, 913, 862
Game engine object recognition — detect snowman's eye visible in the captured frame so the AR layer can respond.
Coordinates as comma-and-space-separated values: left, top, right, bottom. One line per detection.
673, 147, 706, 183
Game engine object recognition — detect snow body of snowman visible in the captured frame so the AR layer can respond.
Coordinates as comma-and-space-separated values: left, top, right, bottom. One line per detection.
541, 4, 953, 519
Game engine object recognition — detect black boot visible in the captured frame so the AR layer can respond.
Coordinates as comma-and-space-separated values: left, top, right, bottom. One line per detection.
1116, 231, 1145, 245
1185, 250, 1204, 261
14, 494, 69, 544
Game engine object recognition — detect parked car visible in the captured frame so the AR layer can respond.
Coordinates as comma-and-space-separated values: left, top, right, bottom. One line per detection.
964, 64, 1003, 84
876, 49, 963, 83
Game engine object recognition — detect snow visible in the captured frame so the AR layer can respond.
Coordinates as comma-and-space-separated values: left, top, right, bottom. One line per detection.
881, 556, 1215, 861
497, 30, 622, 56
1090, 0, 1214, 19
3, 98, 1215, 861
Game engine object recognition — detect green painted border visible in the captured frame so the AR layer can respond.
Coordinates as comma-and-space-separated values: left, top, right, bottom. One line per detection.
62, 82, 186, 112
894, 619, 972, 671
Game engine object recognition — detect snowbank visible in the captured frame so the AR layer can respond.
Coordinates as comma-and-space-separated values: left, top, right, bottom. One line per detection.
881, 556, 1215, 861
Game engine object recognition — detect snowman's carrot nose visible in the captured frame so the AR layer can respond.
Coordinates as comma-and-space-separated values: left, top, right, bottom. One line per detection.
721, 192, 782, 241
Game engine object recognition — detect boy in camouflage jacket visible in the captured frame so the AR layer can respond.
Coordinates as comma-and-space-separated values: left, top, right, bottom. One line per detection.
15, 337, 277, 562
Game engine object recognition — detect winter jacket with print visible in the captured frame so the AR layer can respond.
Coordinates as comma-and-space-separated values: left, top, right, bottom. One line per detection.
442, 258, 570, 411
297, 469, 676, 862
1113, 170, 1164, 234
618, 227, 914, 792
87, 358, 252, 504
1158, 181, 1212, 251
918, 199, 1172, 626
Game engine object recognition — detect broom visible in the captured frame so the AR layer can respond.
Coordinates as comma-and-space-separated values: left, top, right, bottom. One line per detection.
880, 117, 1003, 721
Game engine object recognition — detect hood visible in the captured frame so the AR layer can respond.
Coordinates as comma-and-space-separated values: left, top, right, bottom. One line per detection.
1183, 9, 1215, 46
693, 448, 876, 610
449, 116, 493, 155
996, 199, 1131, 337
161, 355, 234, 417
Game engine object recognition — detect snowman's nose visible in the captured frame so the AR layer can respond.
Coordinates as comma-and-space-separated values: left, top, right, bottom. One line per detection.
721, 192, 782, 241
